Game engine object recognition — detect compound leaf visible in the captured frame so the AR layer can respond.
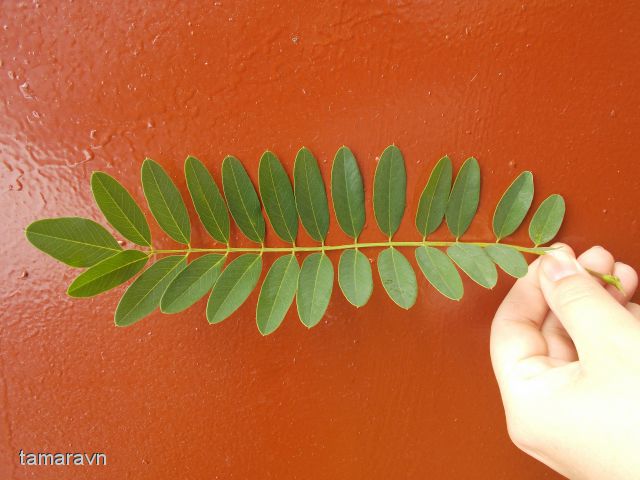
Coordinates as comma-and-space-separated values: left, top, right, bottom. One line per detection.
185, 156, 230, 244
377, 247, 417, 309
415, 156, 452, 238
293, 147, 329, 242
141, 159, 191, 245
256, 254, 299, 335
91, 171, 151, 247
373, 145, 406, 238
161, 253, 225, 314
258, 151, 298, 243
415, 246, 463, 300
25, 217, 122, 268
222, 156, 265, 244
447, 243, 497, 289
297, 253, 333, 328
115, 255, 187, 327
67, 250, 149, 297
529, 194, 565, 246
493, 171, 534, 240
485, 244, 528, 278
207, 253, 262, 324
331, 146, 365, 239
446, 157, 480, 238
338, 248, 373, 307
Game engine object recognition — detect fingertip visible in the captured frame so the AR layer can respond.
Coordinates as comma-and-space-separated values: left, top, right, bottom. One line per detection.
608, 262, 639, 303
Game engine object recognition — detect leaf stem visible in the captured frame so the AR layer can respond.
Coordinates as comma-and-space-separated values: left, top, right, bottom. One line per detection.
146, 241, 551, 255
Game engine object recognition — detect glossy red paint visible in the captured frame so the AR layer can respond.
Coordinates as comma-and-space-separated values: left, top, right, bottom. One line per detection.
2, 1, 639, 479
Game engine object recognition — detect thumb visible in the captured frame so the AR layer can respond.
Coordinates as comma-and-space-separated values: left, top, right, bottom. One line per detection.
538, 248, 636, 357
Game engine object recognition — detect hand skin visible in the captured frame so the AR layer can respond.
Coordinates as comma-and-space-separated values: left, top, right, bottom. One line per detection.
490, 244, 640, 480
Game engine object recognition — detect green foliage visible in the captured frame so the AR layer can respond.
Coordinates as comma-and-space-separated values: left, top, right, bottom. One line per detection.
337, 248, 373, 307
185, 156, 229, 244
68, 250, 149, 297
377, 247, 417, 309
415, 156, 452, 239
206, 253, 262, 324
27, 145, 583, 335
331, 146, 365, 239
373, 145, 406, 238
446, 157, 480, 239
529, 194, 566, 246
26, 217, 122, 267
293, 147, 329, 242
297, 253, 334, 328
91, 172, 152, 247
161, 253, 225, 314
141, 159, 191, 245
258, 151, 298, 243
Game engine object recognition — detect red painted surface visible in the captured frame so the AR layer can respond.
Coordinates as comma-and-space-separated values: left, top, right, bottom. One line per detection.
2, 1, 639, 478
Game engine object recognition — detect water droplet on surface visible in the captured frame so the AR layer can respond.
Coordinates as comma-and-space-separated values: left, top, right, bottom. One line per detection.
20, 271, 28, 279
291, 34, 300, 44
19, 81, 34, 99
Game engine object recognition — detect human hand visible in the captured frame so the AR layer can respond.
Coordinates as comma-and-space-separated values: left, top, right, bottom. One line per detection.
490, 244, 640, 480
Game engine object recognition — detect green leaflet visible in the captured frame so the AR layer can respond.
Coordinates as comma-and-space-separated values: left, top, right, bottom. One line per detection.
529, 194, 565, 246
447, 243, 497, 289
493, 171, 534, 240
415, 156, 452, 238
373, 145, 406, 238
67, 250, 149, 297
258, 151, 298, 243
91, 172, 151, 247
414, 246, 463, 301
256, 254, 299, 335
141, 159, 191, 245
377, 247, 417, 309
331, 146, 365, 239
446, 157, 480, 238
297, 253, 334, 328
207, 253, 262, 324
293, 147, 329, 242
485, 244, 528, 278
222, 156, 266, 244
161, 254, 225, 314
184, 156, 230, 244
115, 255, 187, 327
25, 217, 122, 268
337, 248, 373, 307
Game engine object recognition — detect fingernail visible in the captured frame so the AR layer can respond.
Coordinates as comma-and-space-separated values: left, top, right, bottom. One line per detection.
542, 251, 578, 281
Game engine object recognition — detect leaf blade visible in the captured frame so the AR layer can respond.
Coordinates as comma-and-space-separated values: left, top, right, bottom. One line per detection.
485, 244, 529, 278
331, 146, 365, 239
493, 171, 534, 240
414, 246, 463, 300
91, 172, 151, 247
415, 156, 453, 238
67, 250, 149, 297
256, 254, 299, 335
297, 253, 334, 328
529, 194, 566, 246
445, 157, 481, 238
160, 253, 225, 314
373, 145, 406, 237
338, 248, 373, 307
184, 156, 230, 244
222, 156, 266, 244
114, 255, 187, 327
258, 151, 298, 243
25, 217, 122, 268
293, 147, 329, 242
447, 243, 497, 289
141, 159, 191, 245
377, 247, 418, 309
206, 253, 263, 324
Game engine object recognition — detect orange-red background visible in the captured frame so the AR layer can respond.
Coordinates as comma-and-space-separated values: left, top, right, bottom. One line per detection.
2, 1, 639, 479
